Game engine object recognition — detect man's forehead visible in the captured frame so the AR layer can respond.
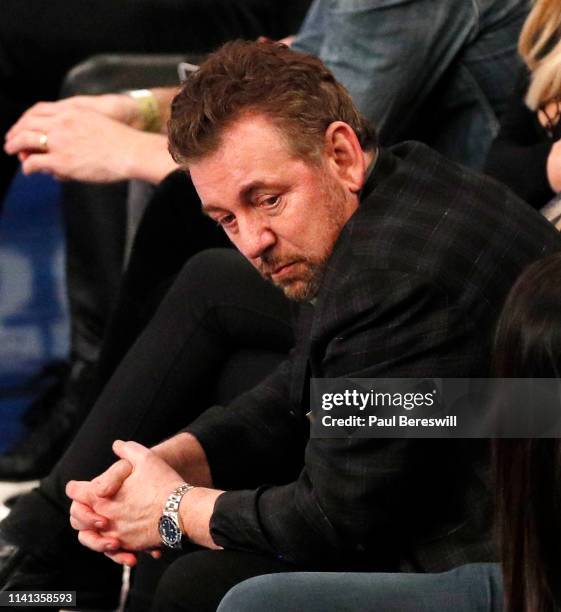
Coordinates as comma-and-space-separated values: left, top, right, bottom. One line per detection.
190, 115, 313, 201
190, 156, 291, 202
215, 114, 294, 162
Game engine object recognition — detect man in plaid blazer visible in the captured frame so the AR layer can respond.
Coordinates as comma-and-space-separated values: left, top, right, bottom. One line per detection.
3, 41, 561, 610
183, 140, 561, 574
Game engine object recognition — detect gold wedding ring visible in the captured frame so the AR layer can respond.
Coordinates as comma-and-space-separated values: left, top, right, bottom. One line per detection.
38, 133, 49, 151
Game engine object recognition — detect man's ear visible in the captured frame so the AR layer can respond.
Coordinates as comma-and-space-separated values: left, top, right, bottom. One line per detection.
324, 121, 366, 193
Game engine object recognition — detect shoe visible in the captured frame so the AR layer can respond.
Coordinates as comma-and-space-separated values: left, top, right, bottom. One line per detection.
0, 531, 24, 587
0, 359, 97, 482
2, 494, 21, 509
0, 529, 121, 609
0, 535, 58, 592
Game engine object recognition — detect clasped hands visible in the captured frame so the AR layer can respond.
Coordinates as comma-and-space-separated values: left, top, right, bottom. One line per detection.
66, 439, 185, 567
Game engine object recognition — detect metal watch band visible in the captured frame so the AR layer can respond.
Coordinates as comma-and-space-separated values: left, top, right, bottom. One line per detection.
163, 483, 194, 516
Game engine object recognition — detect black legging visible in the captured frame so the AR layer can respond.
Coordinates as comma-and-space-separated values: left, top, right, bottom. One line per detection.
0, 0, 310, 203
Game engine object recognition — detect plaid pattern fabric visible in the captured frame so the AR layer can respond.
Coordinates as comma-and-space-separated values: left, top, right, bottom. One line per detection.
187, 142, 561, 571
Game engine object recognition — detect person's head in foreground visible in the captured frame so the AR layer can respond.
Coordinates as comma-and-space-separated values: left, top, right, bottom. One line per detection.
169, 40, 377, 302
493, 252, 561, 612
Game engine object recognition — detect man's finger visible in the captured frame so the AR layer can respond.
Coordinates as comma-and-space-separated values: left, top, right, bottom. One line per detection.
93, 459, 133, 497
66, 480, 97, 505
4, 130, 51, 156
104, 551, 138, 567
6, 115, 55, 140
112, 440, 150, 464
70, 515, 95, 532
69, 500, 108, 530
77, 529, 120, 554
21, 153, 57, 176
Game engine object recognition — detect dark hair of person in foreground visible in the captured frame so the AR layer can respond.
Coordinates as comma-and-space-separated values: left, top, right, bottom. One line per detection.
494, 251, 561, 612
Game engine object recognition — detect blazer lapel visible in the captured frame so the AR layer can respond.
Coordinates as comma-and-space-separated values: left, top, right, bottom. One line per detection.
290, 303, 315, 418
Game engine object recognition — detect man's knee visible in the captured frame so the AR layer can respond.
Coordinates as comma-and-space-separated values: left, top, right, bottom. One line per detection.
175, 248, 254, 305
217, 575, 285, 612
152, 550, 239, 612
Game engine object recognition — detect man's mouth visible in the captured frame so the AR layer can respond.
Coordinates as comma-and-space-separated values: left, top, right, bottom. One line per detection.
270, 261, 298, 280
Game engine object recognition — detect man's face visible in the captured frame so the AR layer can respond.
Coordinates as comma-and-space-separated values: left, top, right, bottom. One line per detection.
189, 115, 359, 301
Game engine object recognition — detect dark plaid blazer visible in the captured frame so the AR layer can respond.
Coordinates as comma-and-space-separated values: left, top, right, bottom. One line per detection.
187, 142, 561, 572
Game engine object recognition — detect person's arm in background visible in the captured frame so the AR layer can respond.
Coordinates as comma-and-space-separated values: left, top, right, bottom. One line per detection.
7, 86, 179, 134
485, 69, 558, 209
3, 87, 180, 184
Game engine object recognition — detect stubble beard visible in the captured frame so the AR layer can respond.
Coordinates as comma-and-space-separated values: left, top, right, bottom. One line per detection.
259, 175, 349, 303
271, 257, 328, 302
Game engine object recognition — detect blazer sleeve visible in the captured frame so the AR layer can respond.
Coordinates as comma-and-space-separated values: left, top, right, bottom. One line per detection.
184, 355, 308, 491
485, 69, 555, 209
205, 270, 482, 566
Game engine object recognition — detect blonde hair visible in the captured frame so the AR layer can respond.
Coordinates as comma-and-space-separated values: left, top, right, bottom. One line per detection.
519, 0, 561, 110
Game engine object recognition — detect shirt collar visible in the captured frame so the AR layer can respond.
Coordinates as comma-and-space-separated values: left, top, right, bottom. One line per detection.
360, 146, 396, 201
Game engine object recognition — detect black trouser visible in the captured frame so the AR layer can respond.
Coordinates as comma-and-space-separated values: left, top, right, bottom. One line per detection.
0, 0, 310, 203
62, 169, 231, 424
3, 248, 295, 603
49, 247, 294, 501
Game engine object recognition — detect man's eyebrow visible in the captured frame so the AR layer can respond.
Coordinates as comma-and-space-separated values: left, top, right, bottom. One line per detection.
240, 180, 283, 201
240, 181, 265, 201
200, 180, 283, 215
200, 203, 224, 216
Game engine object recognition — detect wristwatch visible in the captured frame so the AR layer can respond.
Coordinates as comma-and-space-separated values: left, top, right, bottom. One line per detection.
158, 483, 194, 549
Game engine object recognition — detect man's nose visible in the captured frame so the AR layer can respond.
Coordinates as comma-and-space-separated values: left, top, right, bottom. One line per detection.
237, 218, 276, 260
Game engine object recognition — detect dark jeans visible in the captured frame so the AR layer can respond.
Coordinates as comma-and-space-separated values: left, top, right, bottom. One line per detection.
3, 248, 294, 605
217, 563, 504, 612
0, 0, 310, 203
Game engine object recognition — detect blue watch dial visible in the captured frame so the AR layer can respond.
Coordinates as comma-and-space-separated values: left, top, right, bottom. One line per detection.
159, 515, 182, 546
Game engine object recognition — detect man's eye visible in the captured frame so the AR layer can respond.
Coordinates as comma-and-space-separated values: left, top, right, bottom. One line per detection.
217, 214, 235, 227
259, 195, 280, 208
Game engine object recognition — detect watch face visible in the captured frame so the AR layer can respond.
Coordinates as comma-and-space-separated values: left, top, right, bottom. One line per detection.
159, 515, 182, 547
